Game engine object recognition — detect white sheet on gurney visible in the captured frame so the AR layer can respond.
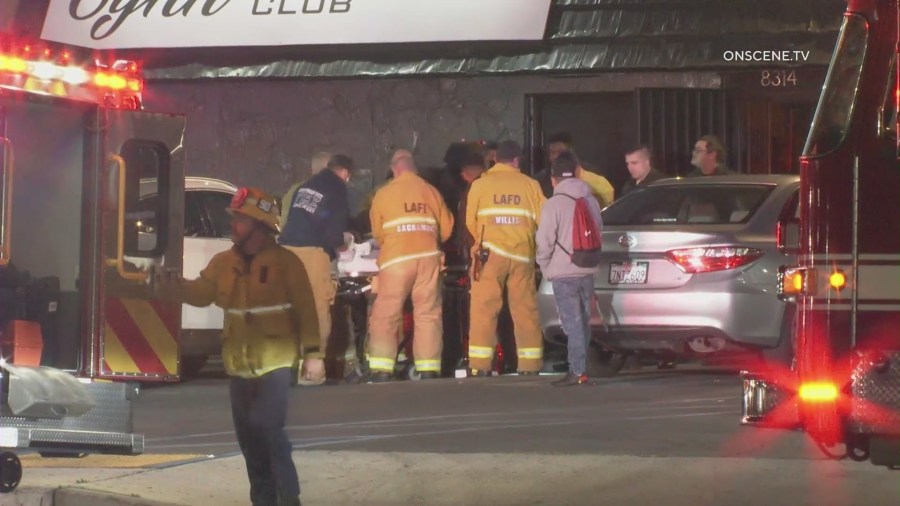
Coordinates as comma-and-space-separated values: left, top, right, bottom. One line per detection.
337, 240, 379, 276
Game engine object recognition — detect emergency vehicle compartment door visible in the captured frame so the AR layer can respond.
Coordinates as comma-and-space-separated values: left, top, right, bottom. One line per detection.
97, 110, 185, 382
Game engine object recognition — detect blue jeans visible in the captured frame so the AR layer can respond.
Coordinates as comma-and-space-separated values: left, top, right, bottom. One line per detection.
230, 368, 300, 506
551, 276, 594, 376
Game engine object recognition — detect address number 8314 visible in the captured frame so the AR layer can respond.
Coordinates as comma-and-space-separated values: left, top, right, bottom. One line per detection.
761, 70, 798, 87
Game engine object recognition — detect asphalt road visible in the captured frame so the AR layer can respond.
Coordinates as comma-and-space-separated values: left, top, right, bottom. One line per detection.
138, 365, 819, 461
21, 364, 888, 506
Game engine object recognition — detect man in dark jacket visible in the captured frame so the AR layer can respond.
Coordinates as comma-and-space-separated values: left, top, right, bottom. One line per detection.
484, 141, 498, 168
533, 131, 573, 198
279, 154, 353, 385
620, 145, 667, 197
687, 135, 736, 177
445, 151, 487, 266
436, 142, 483, 217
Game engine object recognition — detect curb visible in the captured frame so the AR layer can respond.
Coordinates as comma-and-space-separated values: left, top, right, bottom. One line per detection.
53, 488, 182, 506
2, 488, 55, 506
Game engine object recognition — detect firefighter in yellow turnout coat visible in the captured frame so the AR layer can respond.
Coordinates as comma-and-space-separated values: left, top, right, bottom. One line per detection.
465, 140, 547, 375
180, 188, 318, 506
367, 150, 454, 382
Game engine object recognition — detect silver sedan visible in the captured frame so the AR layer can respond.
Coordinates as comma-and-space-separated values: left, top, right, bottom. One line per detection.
538, 175, 799, 374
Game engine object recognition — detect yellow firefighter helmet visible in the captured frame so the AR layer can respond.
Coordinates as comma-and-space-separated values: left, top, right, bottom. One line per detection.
228, 187, 281, 233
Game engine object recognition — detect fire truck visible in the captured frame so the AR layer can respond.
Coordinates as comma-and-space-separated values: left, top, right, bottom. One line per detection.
0, 36, 186, 491
742, 0, 900, 468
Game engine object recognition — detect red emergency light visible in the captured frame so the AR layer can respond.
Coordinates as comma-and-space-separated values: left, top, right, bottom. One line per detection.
0, 40, 143, 110
799, 382, 839, 403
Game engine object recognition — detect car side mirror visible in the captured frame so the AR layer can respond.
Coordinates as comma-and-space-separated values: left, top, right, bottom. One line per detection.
777, 217, 800, 255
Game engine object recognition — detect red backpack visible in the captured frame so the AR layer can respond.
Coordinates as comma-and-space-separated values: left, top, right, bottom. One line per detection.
556, 194, 602, 268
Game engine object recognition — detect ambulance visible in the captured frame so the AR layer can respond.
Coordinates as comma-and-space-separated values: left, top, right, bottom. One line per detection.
0, 37, 185, 490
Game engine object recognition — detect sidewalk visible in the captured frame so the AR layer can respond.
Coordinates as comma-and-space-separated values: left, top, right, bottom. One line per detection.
5, 451, 899, 506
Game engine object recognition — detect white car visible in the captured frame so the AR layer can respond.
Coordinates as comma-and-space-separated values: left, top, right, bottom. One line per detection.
141, 178, 366, 378
140, 177, 237, 377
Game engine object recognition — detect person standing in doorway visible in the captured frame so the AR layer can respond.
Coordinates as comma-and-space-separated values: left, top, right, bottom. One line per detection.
688, 135, 736, 177
534, 131, 575, 197
620, 145, 666, 197
573, 151, 615, 208
484, 141, 498, 169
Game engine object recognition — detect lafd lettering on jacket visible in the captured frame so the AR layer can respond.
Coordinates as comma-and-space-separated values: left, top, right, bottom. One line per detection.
493, 194, 522, 205
465, 163, 546, 263
369, 172, 454, 269
488, 194, 525, 225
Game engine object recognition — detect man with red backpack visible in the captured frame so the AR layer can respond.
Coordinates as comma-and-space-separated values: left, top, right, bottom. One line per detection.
536, 151, 603, 386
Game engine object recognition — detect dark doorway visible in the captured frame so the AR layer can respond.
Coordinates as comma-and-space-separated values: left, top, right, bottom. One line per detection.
526, 79, 821, 191
731, 99, 816, 175
635, 88, 731, 176
724, 68, 825, 174
526, 92, 637, 194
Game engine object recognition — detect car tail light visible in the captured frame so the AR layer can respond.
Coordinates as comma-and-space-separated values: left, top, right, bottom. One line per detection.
665, 246, 763, 273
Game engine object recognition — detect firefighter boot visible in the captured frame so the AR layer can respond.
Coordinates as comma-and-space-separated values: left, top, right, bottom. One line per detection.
367, 371, 392, 384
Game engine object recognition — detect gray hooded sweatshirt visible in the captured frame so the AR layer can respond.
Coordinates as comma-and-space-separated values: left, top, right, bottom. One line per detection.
536, 177, 603, 281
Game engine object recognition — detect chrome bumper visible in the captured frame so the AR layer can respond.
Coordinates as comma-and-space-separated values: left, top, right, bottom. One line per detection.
0, 364, 143, 455
741, 371, 798, 427
0, 426, 143, 454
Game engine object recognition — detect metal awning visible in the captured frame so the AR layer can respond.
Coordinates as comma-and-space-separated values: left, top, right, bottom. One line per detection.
11, 0, 846, 81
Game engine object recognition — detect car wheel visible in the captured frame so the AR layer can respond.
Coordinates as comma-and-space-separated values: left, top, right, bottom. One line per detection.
587, 346, 627, 377
0, 452, 22, 493
180, 355, 209, 379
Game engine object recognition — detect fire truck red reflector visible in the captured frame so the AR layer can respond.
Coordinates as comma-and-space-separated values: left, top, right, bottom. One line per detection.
799, 382, 838, 403
666, 246, 763, 273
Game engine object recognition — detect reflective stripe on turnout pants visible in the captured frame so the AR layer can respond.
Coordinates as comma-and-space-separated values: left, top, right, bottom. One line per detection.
367, 254, 443, 373
468, 254, 543, 373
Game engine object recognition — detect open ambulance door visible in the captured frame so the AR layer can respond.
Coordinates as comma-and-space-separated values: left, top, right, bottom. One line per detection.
95, 109, 185, 382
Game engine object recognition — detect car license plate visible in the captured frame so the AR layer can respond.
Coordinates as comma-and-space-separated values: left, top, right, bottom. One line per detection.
609, 262, 649, 285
